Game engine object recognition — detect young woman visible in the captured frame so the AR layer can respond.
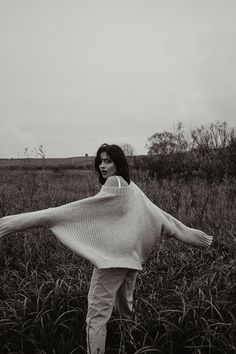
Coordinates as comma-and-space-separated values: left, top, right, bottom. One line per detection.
0, 143, 213, 354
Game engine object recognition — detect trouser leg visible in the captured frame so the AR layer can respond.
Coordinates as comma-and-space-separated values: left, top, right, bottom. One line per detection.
116, 269, 138, 320
86, 267, 132, 354
116, 269, 138, 350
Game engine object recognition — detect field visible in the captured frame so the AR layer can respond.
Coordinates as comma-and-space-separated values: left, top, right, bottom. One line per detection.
0, 161, 235, 354
0, 156, 94, 171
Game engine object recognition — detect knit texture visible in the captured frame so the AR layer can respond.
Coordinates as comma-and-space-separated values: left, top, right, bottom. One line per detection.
47, 181, 213, 270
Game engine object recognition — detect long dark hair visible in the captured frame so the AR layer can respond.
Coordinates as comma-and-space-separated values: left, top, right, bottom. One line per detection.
95, 144, 131, 185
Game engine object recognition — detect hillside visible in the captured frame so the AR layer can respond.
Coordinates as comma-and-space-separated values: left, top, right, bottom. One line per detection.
0, 156, 95, 169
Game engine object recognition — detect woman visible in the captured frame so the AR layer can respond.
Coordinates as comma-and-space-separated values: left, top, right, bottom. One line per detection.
0, 144, 213, 354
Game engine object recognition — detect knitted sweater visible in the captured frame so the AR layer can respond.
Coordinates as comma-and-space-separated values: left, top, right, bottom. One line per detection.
0, 179, 213, 270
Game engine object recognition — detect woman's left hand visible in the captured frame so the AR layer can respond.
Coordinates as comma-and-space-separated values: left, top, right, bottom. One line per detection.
0, 216, 16, 238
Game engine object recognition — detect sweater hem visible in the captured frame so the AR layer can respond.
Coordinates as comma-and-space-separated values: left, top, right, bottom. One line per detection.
94, 259, 143, 271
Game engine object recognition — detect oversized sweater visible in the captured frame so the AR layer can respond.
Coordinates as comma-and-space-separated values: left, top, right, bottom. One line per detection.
0, 180, 213, 270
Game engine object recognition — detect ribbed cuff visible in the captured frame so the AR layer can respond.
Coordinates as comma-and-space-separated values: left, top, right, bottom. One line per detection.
201, 234, 213, 247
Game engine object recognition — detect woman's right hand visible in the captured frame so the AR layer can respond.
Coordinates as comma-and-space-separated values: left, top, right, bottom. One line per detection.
0, 209, 51, 239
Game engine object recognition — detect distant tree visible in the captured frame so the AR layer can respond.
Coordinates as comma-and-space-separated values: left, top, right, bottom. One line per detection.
120, 143, 135, 157
190, 121, 232, 151
189, 121, 236, 179
145, 121, 188, 155
227, 133, 236, 176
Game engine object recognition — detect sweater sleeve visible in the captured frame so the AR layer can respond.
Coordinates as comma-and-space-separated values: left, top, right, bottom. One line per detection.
0, 209, 52, 238
161, 211, 213, 247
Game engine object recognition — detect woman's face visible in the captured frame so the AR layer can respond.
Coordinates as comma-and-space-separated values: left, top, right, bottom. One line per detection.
99, 151, 117, 179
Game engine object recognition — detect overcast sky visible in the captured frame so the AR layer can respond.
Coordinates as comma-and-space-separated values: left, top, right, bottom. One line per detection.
0, 0, 236, 158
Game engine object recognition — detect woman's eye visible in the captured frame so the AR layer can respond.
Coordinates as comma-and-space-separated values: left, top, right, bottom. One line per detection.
99, 158, 112, 165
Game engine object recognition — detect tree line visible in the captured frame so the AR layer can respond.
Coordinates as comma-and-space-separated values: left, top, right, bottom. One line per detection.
131, 121, 236, 181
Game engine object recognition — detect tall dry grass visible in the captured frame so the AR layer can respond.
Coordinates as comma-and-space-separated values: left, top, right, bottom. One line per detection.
0, 167, 235, 353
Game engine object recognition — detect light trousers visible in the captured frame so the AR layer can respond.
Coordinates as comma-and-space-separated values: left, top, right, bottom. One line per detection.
86, 267, 138, 354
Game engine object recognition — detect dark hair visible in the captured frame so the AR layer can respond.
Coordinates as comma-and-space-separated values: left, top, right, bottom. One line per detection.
95, 144, 131, 185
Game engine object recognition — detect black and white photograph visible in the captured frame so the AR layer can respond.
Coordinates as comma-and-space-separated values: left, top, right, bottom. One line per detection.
0, 1, 235, 353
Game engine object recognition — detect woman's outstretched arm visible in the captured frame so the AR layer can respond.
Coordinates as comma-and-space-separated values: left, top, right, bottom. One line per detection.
161, 210, 213, 247
0, 209, 51, 238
